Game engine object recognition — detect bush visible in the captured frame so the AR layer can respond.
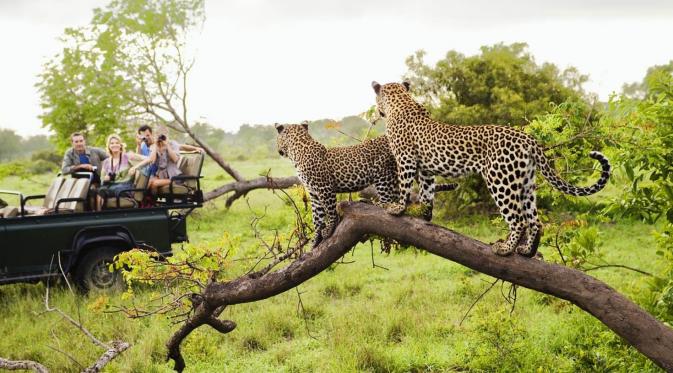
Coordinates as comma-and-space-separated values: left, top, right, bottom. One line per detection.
31, 150, 61, 165
27, 159, 58, 174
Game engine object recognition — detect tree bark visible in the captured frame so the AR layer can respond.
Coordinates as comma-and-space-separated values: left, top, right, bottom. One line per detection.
168, 202, 673, 372
203, 176, 301, 205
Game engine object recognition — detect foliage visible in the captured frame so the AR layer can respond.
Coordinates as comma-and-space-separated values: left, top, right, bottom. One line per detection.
601, 66, 673, 322
0, 130, 53, 162
540, 217, 604, 269
36, 0, 205, 151
602, 70, 673, 223
622, 60, 673, 99
404, 42, 588, 126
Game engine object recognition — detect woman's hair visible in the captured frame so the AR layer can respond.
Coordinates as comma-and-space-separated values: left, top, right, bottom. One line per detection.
105, 134, 126, 156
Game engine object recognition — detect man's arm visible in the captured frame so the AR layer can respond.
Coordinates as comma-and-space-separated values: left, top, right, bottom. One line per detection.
178, 143, 204, 153
61, 150, 76, 175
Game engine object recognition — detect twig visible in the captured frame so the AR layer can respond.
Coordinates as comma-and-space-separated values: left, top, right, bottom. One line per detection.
583, 264, 653, 277
295, 287, 318, 340
369, 240, 389, 270
459, 278, 500, 326
554, 225, 567, 265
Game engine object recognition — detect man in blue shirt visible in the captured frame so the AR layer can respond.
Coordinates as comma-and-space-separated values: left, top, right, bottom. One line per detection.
61, 132, 108, 183
136, 125, 158, 176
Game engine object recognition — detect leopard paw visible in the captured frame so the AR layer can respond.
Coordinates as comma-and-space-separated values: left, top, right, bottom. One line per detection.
491, 241, 514, 256
385, 203, 406, 215
516, 243, 533, 256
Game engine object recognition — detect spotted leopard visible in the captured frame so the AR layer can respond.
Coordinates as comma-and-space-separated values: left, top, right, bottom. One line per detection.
276, 122, 453, 247
371, 81, 611, 257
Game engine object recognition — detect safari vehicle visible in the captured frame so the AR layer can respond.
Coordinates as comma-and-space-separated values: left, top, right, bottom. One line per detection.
0, 151, 205, 291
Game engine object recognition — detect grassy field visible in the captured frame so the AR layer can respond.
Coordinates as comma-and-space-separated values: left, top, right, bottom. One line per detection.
0, 157, 666, 372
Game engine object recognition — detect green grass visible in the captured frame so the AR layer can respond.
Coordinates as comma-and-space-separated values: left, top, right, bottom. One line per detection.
0, 158, 667, 372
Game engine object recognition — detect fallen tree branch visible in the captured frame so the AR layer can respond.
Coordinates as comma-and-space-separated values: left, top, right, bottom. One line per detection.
0, 358, 49, 373
166, 202, 673, 372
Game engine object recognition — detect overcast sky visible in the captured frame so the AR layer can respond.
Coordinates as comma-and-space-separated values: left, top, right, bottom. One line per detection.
1, 0, 672, 136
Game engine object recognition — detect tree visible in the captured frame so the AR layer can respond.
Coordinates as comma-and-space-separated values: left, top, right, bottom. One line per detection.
404, 42, 589, 126
622, 60, 673, 99
0, 129, 22, 161
37, 0, 301, 203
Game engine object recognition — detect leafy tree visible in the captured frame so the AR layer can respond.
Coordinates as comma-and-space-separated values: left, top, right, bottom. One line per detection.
0, 129, 22, 161
37, 0, 204, 151
602, 66, 673, 320
404, 42, 589, 126
622, 60, 673, 99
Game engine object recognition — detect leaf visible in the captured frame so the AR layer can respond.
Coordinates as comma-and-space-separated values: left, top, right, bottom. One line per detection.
667, 207, 673, 224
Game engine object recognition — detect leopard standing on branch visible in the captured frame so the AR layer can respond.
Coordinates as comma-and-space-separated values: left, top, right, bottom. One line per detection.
276, 122, 454, 247
370, 81, 611, 257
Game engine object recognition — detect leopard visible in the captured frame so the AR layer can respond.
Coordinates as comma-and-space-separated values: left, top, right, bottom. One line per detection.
276, 122, 454, 247
370, 81, 611, 258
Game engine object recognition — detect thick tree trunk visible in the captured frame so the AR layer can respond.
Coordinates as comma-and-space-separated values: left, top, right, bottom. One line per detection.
168, 202, 673, 372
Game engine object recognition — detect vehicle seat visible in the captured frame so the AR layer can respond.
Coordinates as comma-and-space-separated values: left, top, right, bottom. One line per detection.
0, 206, 18, 218
22, 176, 66, 215
156, 151, 204, 200
103, 170, 150, 209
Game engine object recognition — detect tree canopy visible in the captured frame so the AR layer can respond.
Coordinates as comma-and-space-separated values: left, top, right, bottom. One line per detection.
404, 42, 589, 126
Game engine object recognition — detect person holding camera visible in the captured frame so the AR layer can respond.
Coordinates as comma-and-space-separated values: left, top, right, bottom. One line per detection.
130, 131, 183, 197
97, 134, 146, 210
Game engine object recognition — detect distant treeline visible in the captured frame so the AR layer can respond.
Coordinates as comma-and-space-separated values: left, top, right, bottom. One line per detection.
171, 116, 384, 161
0, 129, 54, 162
0, 115, 381, 166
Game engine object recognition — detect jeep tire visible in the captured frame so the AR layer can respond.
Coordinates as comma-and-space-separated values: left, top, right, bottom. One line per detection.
74, 246, 125, 292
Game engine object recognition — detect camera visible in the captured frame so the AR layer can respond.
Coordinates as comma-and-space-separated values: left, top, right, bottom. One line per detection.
108, 172, 116, 182
158, 134, 167, 142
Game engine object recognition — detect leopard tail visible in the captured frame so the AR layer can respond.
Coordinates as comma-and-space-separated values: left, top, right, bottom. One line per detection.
532, 146, 611, 196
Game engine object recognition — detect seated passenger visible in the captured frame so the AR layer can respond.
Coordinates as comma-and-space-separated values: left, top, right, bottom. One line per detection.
97, 134, 146, 210
136, 124, 159, 177
61, 132, 108, 184
130, 131, 203, 198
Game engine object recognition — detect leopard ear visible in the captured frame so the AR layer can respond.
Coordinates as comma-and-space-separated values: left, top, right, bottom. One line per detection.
402, 81, 411, 91
275, 123, 284, 133
372, 81, 381, 95
301, 121, 309, 130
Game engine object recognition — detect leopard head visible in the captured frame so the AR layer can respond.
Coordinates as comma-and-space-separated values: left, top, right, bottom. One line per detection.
276, 122, 310, 159
372, 82, 425, 122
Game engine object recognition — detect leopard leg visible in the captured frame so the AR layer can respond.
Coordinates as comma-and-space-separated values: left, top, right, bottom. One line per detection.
484, 168, 526, 256
387, 153, 416, 215
517, 164, 542, 257
418, 171, 435, 221
309, 191, 326, 248
373, 170, 398, 207
320, 192, 339, 241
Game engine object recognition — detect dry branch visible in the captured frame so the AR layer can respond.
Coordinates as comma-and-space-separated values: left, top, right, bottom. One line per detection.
165, 202, 673, 372
0, 358, 49, 373
204, 176, 301, 205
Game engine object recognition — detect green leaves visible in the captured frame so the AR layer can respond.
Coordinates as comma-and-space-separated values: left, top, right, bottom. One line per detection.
404, 42, 587, 127
36, 0, 205, 151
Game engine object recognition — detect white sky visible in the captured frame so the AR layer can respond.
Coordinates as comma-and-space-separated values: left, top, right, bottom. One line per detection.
1, 0, 672, 137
